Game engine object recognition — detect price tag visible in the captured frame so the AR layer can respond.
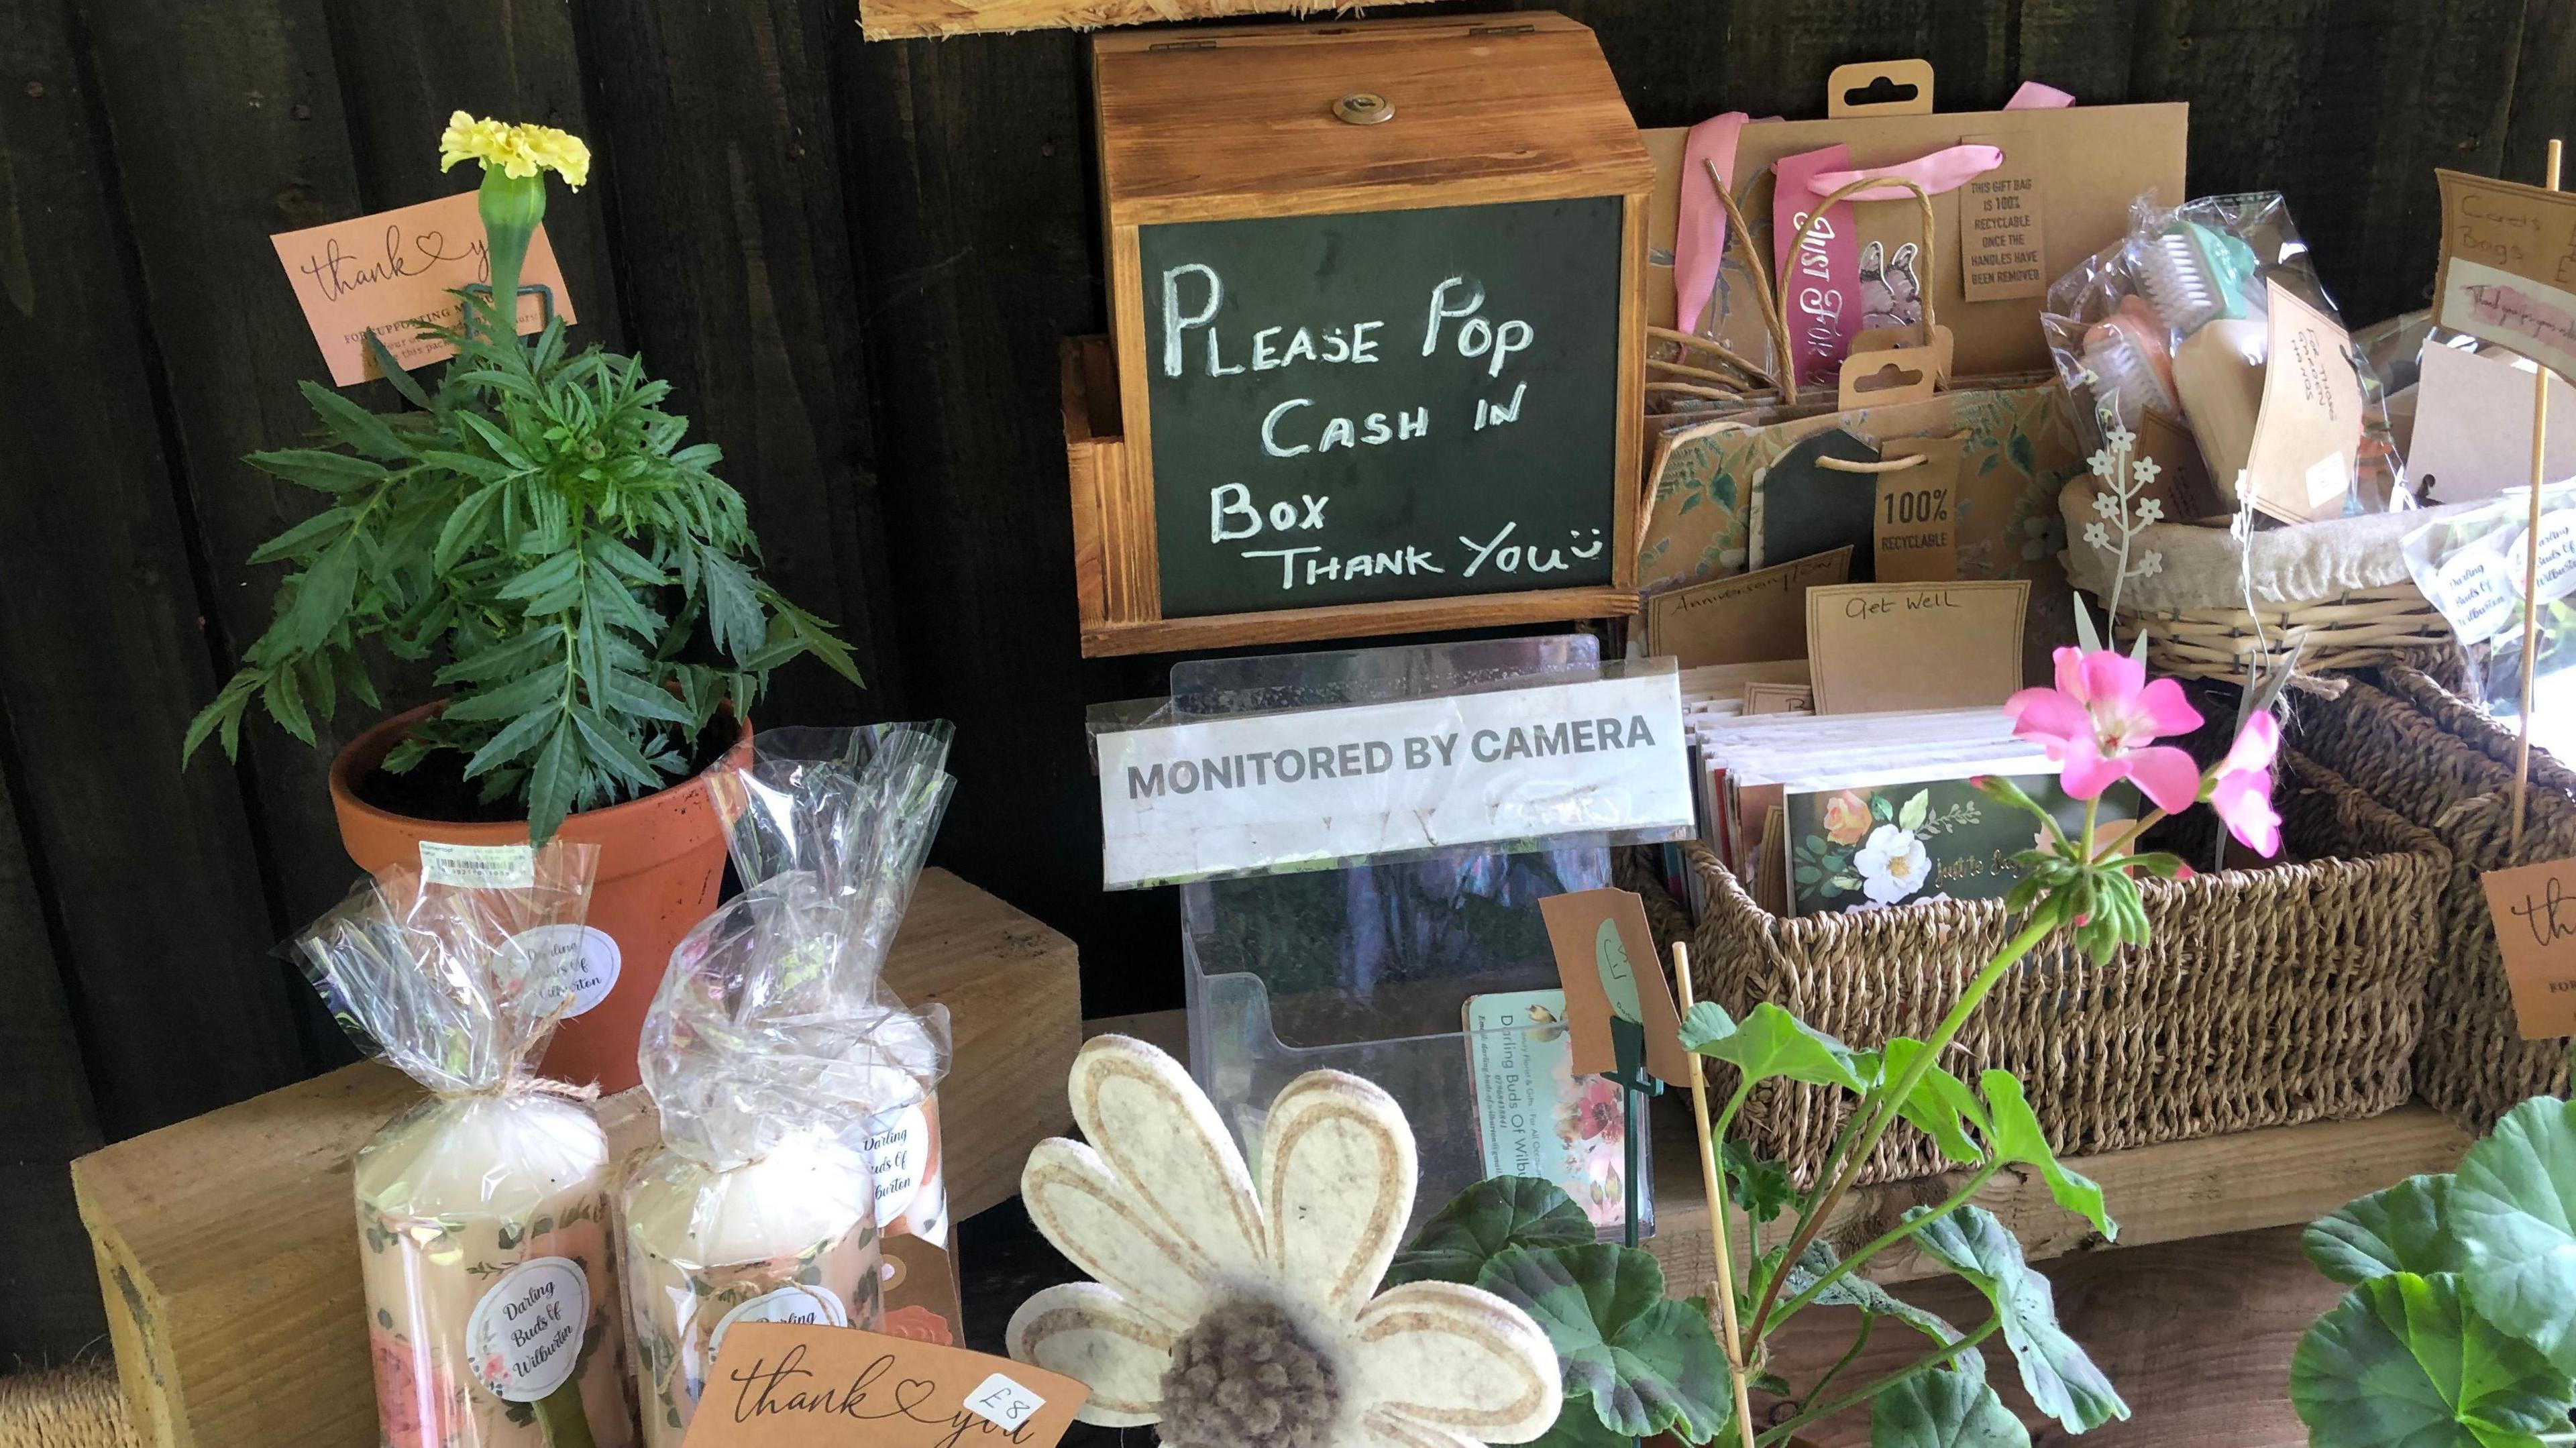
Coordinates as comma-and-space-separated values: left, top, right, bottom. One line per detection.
1872, 437, 1964, 583
419, 841, 535, 889
965, 1372, 1047, 1432
2481, 856, 2576, 1038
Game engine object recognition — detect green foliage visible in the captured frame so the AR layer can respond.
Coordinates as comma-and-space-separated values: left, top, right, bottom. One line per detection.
1978, 1072, 2116, 1240
1382, 1175, 1593, 1290
1877, 1037, 1990, 1166
1869, 1368, 2031, 1448
1783, 1242, 1978, 1364
2292, 1273, 2573, 1448
184, 316, 857, 841
1720, 1140, 1794, 1226
1479, 1243, 1732, 1444
2296, 1095, 2576, 1445
2304, 1176, 2469, 1287
2449, 1097, 2576, 1374
1395, 1178, 1728, 1446
1679, 1001, 1869, 1091
1909, 1207, 2129, 1435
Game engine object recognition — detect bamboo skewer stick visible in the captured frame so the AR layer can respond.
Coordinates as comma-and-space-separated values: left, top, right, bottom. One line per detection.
2512, 135, 2563, 856
1673, 942, 1760, 1448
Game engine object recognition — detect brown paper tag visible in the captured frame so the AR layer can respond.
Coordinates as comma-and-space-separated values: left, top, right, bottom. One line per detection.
1805, 579, 2029, 714
1642, 547, 1853, 666
2243, 278, 2365, 524
1873, 437, 1964, 582
1742, 681, 1814, 715
2481, 857, 2576, 1039
1960, 133, 2049, 302
688, 1323, 1089, 1448
1539, 889, 1690, 1086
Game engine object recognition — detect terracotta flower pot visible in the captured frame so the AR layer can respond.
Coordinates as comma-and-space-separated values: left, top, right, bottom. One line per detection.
329, 702, 750, 1092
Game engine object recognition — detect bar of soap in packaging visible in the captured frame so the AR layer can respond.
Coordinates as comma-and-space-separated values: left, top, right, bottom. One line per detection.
292, 844, 635, 1448
624, 724, 958, 1442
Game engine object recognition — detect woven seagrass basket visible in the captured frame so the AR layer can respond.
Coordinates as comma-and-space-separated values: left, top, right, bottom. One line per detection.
2291, 665, 2576, 1131
2058, 477, 2479, 683
1635, 750, 2444, 1184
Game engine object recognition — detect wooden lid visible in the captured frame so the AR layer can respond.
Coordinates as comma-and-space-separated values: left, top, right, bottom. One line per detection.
1094, 12, 1651, 225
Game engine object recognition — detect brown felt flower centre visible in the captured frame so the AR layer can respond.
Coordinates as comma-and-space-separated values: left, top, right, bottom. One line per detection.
1159, 1296, 1343, 1448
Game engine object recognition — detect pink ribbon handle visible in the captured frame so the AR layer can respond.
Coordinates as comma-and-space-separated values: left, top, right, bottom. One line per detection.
1803, 143, 2004, 202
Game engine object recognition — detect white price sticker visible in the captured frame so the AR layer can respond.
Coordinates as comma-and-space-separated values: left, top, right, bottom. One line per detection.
965, 1372, 1045, 1432
419, 841, 536, 889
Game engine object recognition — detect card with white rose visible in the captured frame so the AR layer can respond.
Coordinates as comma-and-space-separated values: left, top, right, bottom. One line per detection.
1782, 770, 2133, 915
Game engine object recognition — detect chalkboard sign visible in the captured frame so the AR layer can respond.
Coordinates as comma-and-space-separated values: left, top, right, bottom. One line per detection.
1073, 13, 1652, 657
1139, 199, 1625, 618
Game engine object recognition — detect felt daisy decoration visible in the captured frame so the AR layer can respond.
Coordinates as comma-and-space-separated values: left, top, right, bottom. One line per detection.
1007, 1036, 1563, 1448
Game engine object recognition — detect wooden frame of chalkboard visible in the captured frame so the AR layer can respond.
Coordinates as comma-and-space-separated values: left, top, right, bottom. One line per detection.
1071, 13, 1652, 658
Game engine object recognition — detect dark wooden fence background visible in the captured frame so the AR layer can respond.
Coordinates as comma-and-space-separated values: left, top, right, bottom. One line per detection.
1, 0, 2567, 1363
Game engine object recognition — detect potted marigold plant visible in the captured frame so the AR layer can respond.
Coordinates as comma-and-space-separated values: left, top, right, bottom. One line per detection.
184, 114, 859, 1088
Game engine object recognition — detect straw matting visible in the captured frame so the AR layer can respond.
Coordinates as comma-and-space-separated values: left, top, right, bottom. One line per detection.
0, 1363, 134, 1448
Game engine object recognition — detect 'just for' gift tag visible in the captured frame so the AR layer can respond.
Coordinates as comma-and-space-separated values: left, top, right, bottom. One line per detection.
2481, 856, 2576, 1038
1538, 889, 1690, 1087
686, 1323, 1088, 1448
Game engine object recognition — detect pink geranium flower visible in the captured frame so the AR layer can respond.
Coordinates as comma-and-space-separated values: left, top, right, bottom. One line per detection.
2207, 712, 2283, 858
2006, 647, 2205, 813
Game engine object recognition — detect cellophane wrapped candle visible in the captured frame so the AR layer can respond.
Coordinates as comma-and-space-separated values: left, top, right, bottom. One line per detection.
292, 844, 634, 1448
624, 724, 955, 1443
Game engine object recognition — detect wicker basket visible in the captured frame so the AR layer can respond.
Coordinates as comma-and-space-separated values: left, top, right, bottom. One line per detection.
2057, 477, 2476, 682
2291, 667, 2576, 1131
1640, 750, 2445, 1184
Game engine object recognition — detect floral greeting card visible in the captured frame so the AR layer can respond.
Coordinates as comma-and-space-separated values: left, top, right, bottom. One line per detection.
1782, 772, 2131, 914
1462, 989, 1652, 1236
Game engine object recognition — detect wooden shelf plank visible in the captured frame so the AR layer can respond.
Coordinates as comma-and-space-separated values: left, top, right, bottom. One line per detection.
1084, 1009, 2471, 1297
1643, 1101, 2473, 1292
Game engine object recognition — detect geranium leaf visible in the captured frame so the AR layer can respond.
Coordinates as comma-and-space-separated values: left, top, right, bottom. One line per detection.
1870, 1368, 2029, 1448
1978, 1072, 2116, 1240
1882, 1038, 1988, 1165
1909, 1206, 2127, 1434
1721, 1140, 1795, 1225
2451, 1097, 2576, 1375
2305, 1176, 2469, 1287
1676, 1001, 1737, 1052
2291, 1272, 2573, 1448
1384, 1177, 1592, 1289
1686, 1001, 1868, 1092
1477, 1244, 1731, 1443
1784, 1241, 1978, 1367
1524, 1400, 1629, 1448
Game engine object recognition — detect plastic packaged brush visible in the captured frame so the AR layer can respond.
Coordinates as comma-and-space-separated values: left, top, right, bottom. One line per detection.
622, 723, 956, 1443
2080, 297, 2180, 433
2137, 217, 2261, 336
292, 843, 634, 1448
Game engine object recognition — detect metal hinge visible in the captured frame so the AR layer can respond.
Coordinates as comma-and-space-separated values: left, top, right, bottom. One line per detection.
1468, 23, 1537, 36
1148, 38, 1218, 51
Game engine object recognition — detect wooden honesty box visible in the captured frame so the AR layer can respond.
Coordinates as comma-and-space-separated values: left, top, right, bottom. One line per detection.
70, 869, 1079, 1448
1074, 13, 1653, 657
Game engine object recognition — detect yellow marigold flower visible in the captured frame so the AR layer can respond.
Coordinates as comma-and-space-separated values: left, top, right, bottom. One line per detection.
438, 110, 591, 190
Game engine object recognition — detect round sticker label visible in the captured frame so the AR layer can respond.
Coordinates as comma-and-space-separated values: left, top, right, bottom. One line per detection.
506, 925, 622, 1020
465, 1256, 589, 1403
864, 1104, 933, 1225
710, 1284, 849, 1357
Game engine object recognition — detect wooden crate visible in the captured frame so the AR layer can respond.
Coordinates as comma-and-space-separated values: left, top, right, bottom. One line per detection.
71, 868, 1078, 1448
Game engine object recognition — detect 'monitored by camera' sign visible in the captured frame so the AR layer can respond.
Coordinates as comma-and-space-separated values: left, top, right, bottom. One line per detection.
1095, 673, 1690, 888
